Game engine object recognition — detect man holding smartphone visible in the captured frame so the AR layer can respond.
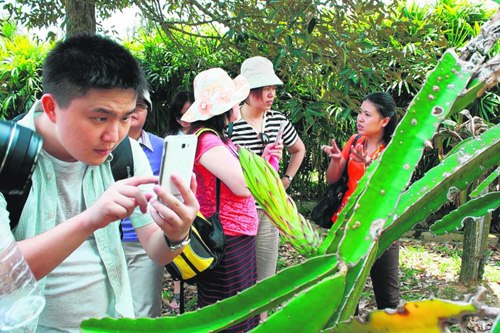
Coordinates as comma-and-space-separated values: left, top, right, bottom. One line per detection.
121, 89, 165, 318
0, 35, 198, 331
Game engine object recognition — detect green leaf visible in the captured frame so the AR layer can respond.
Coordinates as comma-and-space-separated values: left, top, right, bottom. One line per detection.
250, 271, 346, 332
470, 166, 500, 198
492, 315, 500, 333
379, 125, 499, 255
81, 255, 340, 332
430, 191, 500, 235
327, 245, 379, 326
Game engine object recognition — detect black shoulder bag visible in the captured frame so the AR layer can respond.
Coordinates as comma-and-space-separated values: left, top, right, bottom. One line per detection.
311, 135, 361, 229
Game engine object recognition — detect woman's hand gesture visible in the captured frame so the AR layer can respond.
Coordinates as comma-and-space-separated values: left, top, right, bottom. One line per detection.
321, 139, 342, 160
350, 142, 371, 165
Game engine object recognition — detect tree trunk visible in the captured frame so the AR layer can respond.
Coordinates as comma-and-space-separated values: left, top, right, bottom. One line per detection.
64, 0, 96, 36
459, 213, 491, 286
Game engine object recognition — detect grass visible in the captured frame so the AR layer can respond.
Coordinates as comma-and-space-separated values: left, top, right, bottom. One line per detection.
359, 238, 499, 306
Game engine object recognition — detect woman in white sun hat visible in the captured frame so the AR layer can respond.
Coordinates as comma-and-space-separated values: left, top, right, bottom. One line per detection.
181, 67, 259, 332
227, 56, 306, 321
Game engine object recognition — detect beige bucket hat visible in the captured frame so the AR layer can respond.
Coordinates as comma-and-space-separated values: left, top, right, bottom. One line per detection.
240, 56, 283, 89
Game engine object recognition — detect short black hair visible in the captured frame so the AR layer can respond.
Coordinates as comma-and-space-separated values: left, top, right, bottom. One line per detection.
42, 34, 147, 107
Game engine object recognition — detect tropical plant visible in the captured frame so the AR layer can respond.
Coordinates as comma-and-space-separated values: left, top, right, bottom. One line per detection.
126, 0, 497, 200
2, 1, 497, 200
0, 22, 48, 118
80, 10, 500, 333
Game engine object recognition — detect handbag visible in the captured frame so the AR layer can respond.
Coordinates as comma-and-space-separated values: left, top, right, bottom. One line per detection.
166, 172, 226, 284
311, 135, 360, 229
310, 175, 348, 229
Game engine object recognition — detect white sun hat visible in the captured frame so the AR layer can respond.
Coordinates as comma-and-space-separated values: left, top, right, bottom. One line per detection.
240, 56, 283, 89
181, 68, 250, 123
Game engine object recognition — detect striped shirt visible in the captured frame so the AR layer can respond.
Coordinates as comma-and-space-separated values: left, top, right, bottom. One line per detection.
227, 109, 299, 156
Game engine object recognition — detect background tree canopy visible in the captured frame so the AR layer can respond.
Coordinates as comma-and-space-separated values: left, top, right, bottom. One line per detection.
1, 0, 499, 201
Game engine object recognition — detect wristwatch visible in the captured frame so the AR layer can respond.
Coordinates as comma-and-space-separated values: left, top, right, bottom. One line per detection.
164, 230, 191, 251
282, 174, 293, 181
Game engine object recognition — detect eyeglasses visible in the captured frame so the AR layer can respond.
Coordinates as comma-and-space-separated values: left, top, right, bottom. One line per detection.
135, 103, 148, 112
259, 132, 270, 145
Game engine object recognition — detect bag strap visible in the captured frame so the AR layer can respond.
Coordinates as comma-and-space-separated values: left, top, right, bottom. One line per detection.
349, 134, 362, 163
342, 134, 362, 178
194, 128, 221, 213
111, 137, 134, 181
215, 178, 221, 213
226, 122, 234, 138
4, 111, 135, 231
179, 280, 185, 314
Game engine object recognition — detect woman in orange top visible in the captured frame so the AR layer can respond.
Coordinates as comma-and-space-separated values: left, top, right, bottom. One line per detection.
322, 92, 399, 310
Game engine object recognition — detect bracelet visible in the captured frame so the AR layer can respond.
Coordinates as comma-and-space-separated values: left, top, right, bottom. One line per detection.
164, 230, 191, 251
282, 174, 293, 181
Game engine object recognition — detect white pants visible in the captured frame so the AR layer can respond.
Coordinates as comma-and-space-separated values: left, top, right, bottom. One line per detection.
122, 241, 164, 318
255, 209, 280, 281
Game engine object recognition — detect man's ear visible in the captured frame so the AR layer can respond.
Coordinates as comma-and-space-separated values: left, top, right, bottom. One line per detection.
40, 94, 57, 123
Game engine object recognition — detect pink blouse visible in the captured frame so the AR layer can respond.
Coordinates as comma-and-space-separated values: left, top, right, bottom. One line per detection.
194, 131, 258, 236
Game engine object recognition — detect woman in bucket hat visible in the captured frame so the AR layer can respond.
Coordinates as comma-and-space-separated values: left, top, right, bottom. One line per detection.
181, 68, 260, 331
227, 56, 306, 321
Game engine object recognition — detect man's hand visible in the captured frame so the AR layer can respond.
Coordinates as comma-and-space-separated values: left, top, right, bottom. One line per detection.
85, 176, 157, 231
149, 173, 199, 243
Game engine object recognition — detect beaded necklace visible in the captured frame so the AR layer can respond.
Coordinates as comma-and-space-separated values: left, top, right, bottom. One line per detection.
370, 143, 385, 161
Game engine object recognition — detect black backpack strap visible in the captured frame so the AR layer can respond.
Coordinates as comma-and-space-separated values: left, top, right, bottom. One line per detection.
4, 188, 30, 231
111, 137, 134, 181
4, 124, 135, 232
110, 137, 134, 240
3, 112, 30, 230
353, 134, 361, 146
349, 134, 362, 162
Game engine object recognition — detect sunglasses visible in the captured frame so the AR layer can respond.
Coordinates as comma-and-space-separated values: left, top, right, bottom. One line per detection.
259, 132, 270, 145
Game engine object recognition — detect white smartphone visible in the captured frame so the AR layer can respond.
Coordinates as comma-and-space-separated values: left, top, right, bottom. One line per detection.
158, 135, 198, 200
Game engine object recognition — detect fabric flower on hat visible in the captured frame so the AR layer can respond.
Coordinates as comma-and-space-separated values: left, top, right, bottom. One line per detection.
198, 99, 212, 116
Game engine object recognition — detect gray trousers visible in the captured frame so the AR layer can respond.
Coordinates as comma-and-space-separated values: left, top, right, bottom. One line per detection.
255, 209, 280, 281
122, 241, 164, 318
